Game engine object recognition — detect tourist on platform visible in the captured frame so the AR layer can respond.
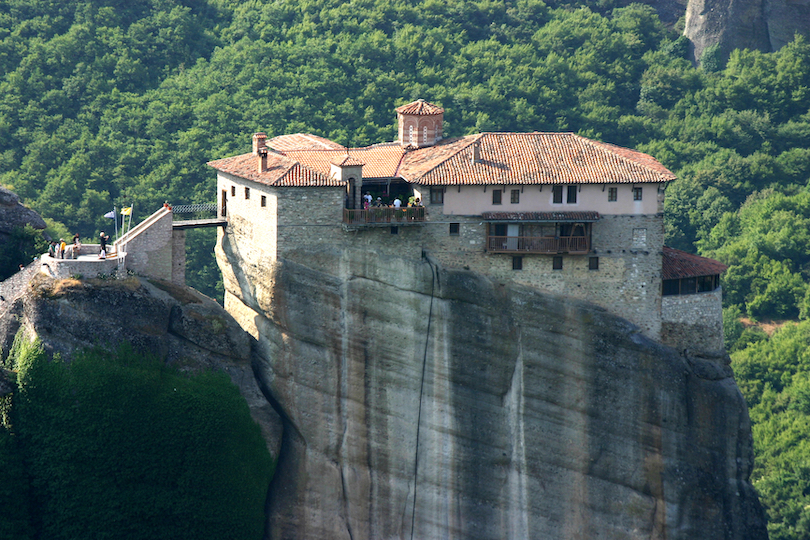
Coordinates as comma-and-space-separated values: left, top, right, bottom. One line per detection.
392, 197, 402, 208
48, 241, 56, 258
58, 238, 66, 259
99, 232, 109, 259
72, 234, 81, 258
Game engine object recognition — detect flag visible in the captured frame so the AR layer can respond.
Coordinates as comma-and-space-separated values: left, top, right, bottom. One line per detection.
104, 210, 115, 219
120, 207, 132, 216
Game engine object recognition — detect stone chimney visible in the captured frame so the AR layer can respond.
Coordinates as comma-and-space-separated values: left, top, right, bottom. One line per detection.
472, 141, 481, 163
252, 132, 267, 155
258, 147, 268, 173
395, 99, 444, 148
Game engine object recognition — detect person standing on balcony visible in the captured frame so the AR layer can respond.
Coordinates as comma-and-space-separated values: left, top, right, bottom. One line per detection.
393, 197, 402, 208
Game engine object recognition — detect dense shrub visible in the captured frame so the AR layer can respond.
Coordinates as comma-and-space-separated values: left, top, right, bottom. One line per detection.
4, 334, 273, 540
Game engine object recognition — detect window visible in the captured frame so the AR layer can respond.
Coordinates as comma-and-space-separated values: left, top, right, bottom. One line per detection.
608, 187, 617, 202
492, 189, 502, 205
552, 185, 563, 204
589, 257, 599, 270
231, 186, 236, 196
244, 187, 250, 199
633, 187, 642, 201
390, 226, 399, 235
553, 256, 563, 270
409, 125, 414, 145
511, 189, 520, 204
261, 195, 267, 207
449, 223, 460, 236
567, 185, 577, 204
662, 279, 679, 296
423, 126, 428, 145
632, 228, 647, 248
430, 188, 444, 204
512, 256, 523, 270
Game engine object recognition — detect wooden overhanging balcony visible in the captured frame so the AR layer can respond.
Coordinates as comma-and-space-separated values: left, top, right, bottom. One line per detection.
482, 211, 600, 255
487, 235, 590, 254
343, 207, 426, 226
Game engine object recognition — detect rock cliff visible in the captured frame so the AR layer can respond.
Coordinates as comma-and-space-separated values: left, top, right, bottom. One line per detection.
0, 186, 45, 240
685, 0, 810, 63
0, 273, 283, 459
217, 240, 768, 540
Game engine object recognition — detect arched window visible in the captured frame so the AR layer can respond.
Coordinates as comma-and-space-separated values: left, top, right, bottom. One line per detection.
423, 126, 428, 144
409, 125, 414, 145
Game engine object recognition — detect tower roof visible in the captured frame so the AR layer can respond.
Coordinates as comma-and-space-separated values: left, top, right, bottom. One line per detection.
395, 99, 444, 116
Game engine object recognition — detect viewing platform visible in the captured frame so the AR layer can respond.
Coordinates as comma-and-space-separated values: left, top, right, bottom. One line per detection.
342, 207, 426, 227
40, 245, 124, 279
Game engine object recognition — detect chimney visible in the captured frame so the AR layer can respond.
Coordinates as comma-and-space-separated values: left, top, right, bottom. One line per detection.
252, 132, 267, 155
258, 147, 268, 173
472, 142, 481, 163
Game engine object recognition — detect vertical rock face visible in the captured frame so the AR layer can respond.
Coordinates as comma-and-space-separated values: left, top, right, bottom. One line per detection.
685, 0, 810, 63
218, 241, 767, 540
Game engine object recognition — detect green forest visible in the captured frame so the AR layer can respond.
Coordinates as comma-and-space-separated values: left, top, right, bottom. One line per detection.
0, 0, 809, 537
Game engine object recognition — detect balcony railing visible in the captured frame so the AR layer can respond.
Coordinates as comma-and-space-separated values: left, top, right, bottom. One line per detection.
487, 235, 590, 254
343, 207, 426, 225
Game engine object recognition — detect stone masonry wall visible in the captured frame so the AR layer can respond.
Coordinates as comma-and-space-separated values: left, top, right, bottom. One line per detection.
115, 208, 174, 282
661, 288, 724, 353
219, 179, 667, 339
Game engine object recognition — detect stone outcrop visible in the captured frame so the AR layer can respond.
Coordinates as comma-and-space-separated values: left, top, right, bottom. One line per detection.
0, 273, 283, 459
685, 0, 810, 63
0, 186, 46, 238
217, 240, 767, 540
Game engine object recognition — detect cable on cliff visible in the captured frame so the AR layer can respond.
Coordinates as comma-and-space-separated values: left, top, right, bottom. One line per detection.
410, 252, 438, 540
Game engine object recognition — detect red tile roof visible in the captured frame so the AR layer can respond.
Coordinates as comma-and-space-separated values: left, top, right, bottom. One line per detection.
331, 155, 365, 167
283, 143, 406, 179
481, 211, 600, 222
207, 152, 342, 187
399, 132, 676, 186
395, 99, 444, 116
210, 131, 675, 188
662, 247, 728, 280
267, 133, 345, 151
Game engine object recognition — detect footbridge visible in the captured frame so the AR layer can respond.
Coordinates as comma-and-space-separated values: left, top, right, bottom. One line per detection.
170, 203, 227, 229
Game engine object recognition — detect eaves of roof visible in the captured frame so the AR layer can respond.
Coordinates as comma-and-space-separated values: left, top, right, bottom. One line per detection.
662, 247, 728, 280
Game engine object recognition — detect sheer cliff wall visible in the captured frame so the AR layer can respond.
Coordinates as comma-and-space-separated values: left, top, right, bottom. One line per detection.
216, 231, 767, 540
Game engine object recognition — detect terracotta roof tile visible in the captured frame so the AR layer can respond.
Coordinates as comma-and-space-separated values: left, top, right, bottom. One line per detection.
481, 211, 600, 222
207, 152, 342, 187
330, 154, 365, 167
400, 132, 676, 186
395, 99, 444, 116
267, 133, 344, 151
283, 143, 406, 179
662, 247, 728, 280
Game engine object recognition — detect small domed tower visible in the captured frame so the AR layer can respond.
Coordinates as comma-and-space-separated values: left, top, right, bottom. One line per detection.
396, 99, 444, 148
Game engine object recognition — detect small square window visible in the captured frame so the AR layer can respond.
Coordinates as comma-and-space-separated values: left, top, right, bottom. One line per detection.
553, 256, 563, 270
608, 187, 617, 202
231, 186, 236, 196
390, 226, 399, 235
261, 195, 267, 207
552, 185, 563, 204
511, 189, 520, 204
244, 187, 250, 199
512, 256, 523, 270
430, 188, 444, 204
567, 185, 577, 204
633, 187, 642, 201
492, 189, 502, 205
589, 256, 599, 270
449, 223, 460, 236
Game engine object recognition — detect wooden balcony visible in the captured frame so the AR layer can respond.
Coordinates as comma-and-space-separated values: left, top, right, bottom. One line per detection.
486, 235, 590, 254
343, 207, 426, 226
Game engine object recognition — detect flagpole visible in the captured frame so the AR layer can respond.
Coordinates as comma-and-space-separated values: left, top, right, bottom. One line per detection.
113, 206, 118, 241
